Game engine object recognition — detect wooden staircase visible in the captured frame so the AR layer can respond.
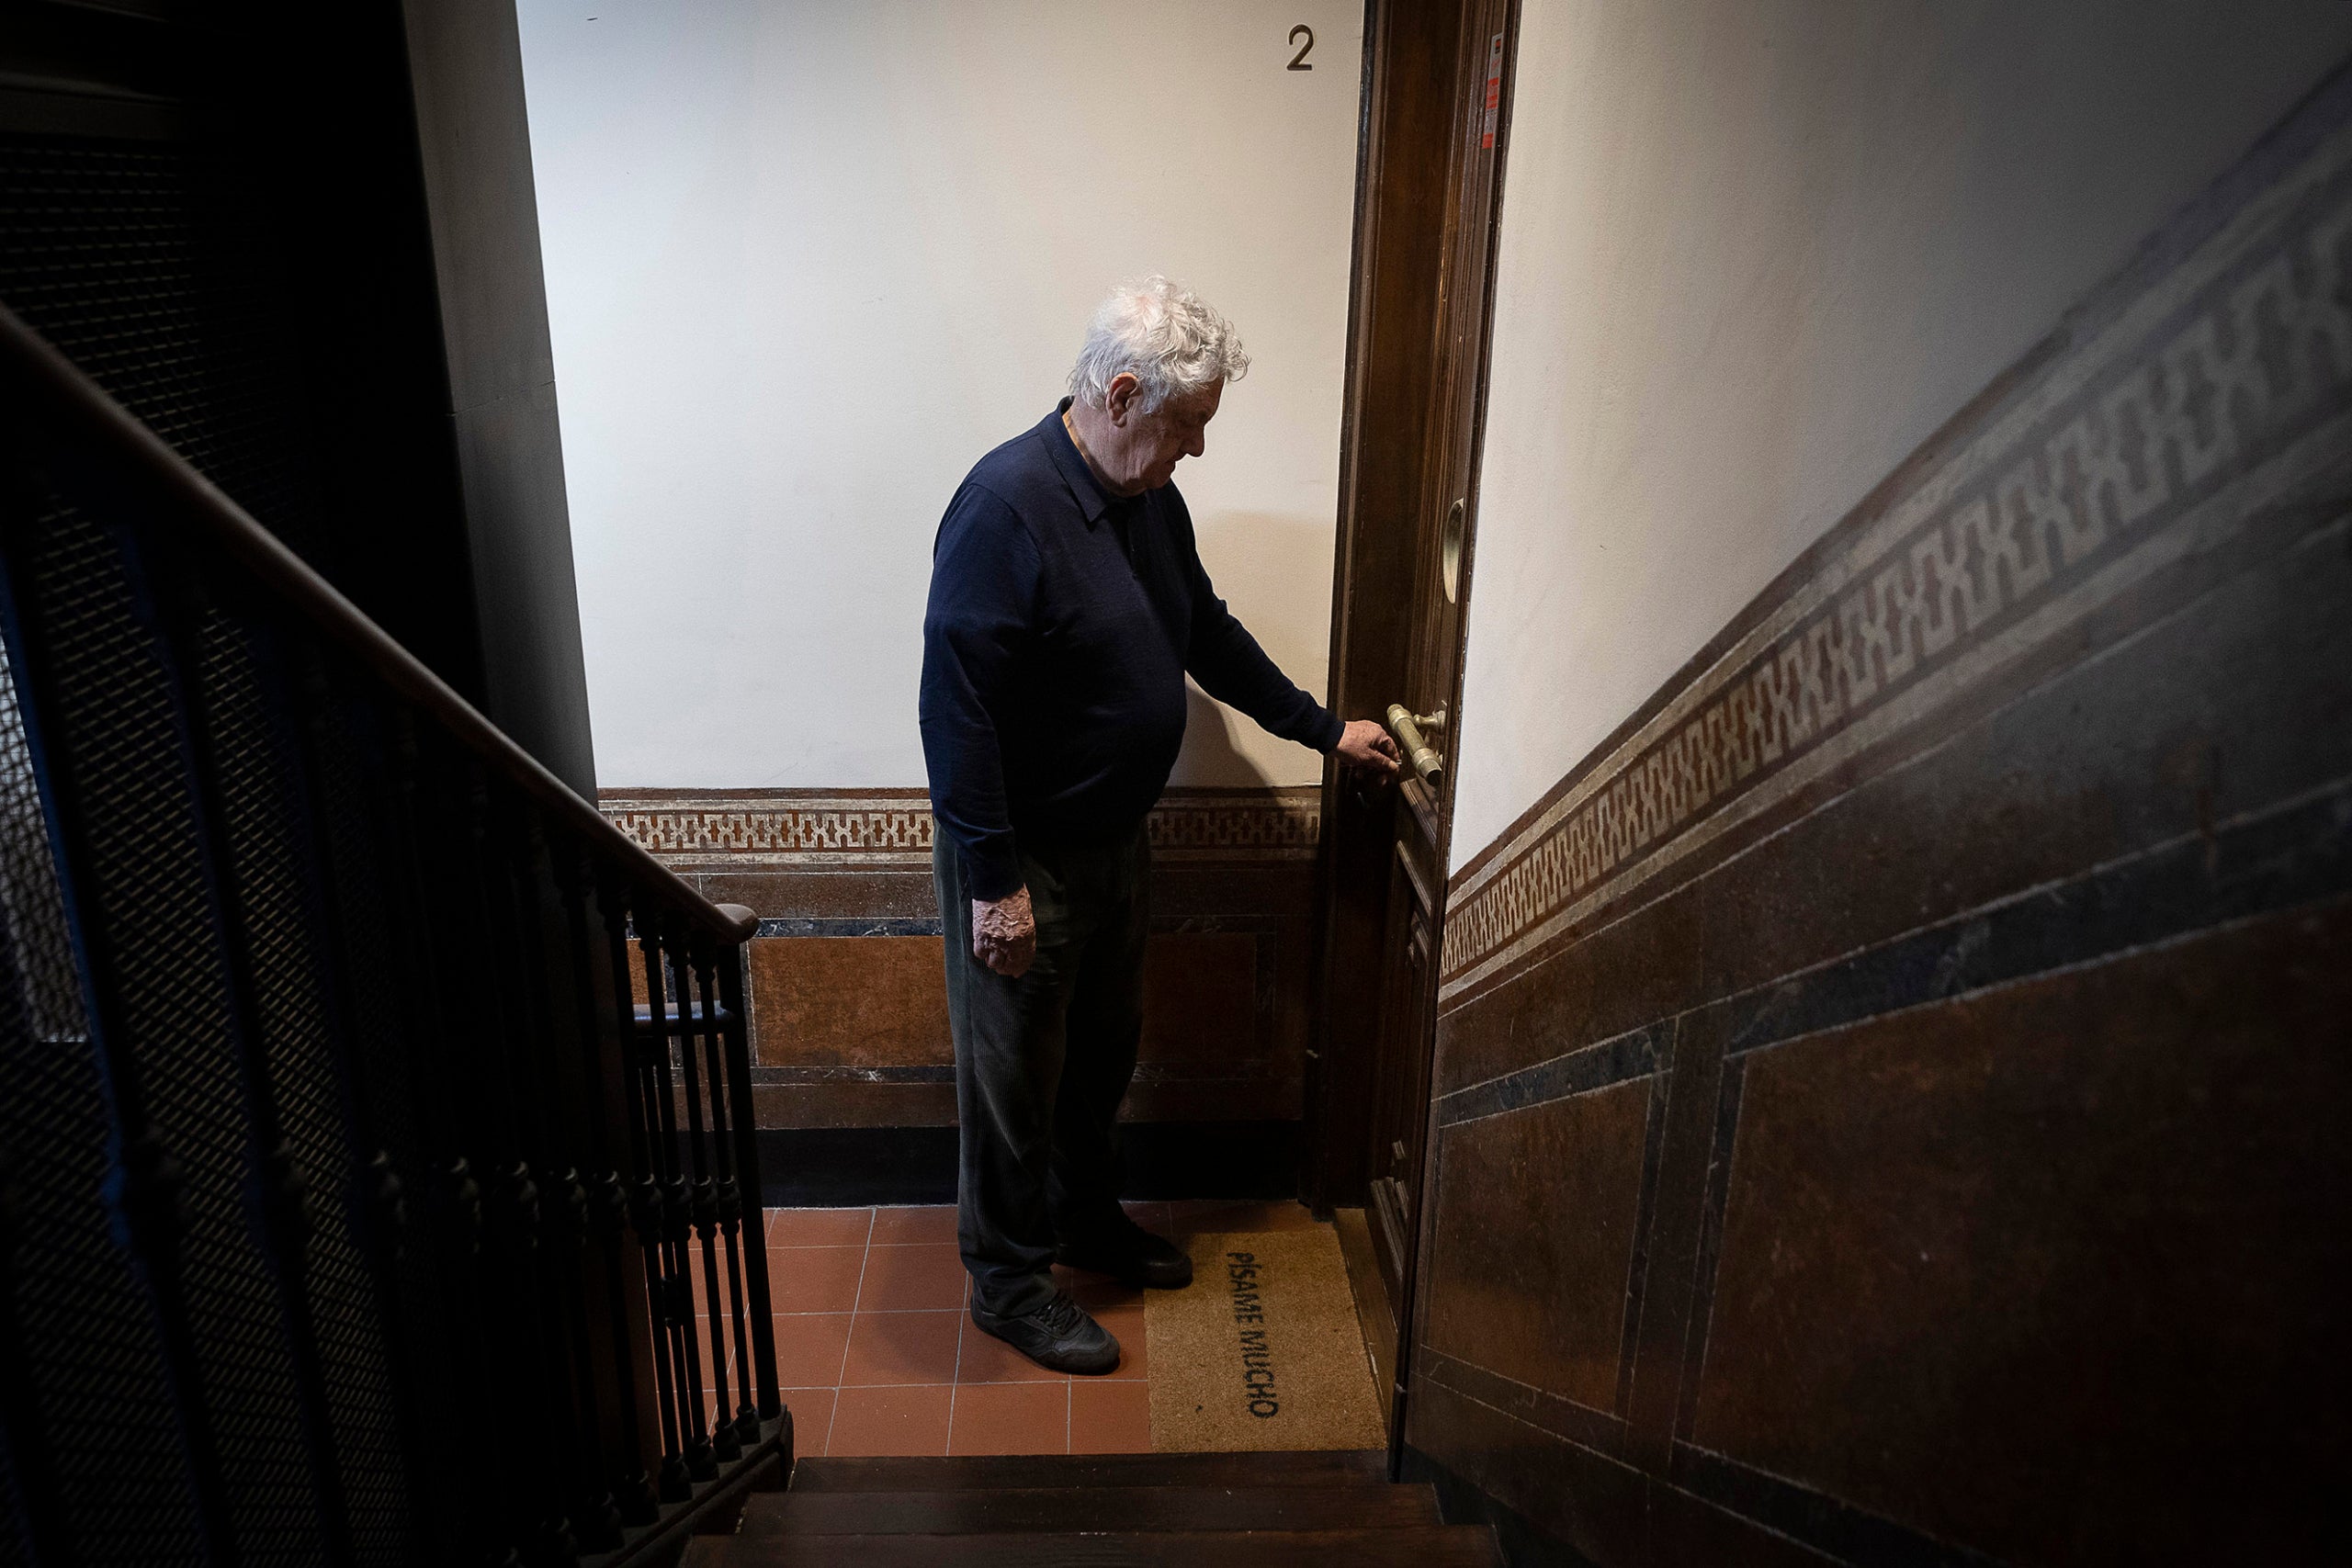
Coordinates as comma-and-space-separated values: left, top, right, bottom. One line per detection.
681, 1449, 1502, 1565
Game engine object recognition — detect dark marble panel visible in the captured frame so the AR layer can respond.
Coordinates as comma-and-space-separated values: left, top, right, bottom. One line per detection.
695, 852, 1314, 921
1125, 1073, 1305, 1122
698, 867, 938, 919
1440, 496, 2352, 1096
1408, 1371, 1653, 1568
1153, 862, 1317, 919
1406, 1372, 1837, 1568
1690, 899, 2352, 1564
1418, 1348, 1629, 1458
1424, 1079, 1656, 1414
1412, 65, 2352, 1568
1138, 931, 1261, 1069
1621, 1011, 1731, 1470
1690, 496, 2352, 1020
747, 935, 952, 1069
1436, 883, 1701, 1097
1640, 1483, 1847, 1568
739, 924, 1296, 1126
673, 847, 1316, 1129
749, 1080, 956, 1130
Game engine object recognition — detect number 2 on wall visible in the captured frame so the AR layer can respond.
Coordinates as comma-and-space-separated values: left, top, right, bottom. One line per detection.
1289, 25, 1314, 70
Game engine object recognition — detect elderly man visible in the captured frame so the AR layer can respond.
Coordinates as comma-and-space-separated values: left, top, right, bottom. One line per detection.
920, 276, 1400, 1373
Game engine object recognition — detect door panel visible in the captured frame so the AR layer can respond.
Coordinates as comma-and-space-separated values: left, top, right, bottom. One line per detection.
1317, 0, 1519, 1446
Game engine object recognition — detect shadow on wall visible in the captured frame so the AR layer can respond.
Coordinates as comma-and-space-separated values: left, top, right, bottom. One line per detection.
1172, 684, 1279, 788
1167, 506, 1337, 788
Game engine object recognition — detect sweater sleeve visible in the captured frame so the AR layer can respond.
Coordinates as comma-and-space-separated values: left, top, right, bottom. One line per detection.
1171, 498, 1344, 754
919, 485, 1040, 901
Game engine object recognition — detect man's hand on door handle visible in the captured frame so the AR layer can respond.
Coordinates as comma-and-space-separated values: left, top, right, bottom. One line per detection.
972, 886, 1037, 978
1335, 717, 1403, 781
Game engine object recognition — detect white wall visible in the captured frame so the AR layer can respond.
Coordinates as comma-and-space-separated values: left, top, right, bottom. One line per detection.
1451, 0, 2352, 868
515, 0, 1363, 789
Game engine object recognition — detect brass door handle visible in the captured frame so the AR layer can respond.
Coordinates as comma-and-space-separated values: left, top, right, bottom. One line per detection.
1385, 704, 1446, 788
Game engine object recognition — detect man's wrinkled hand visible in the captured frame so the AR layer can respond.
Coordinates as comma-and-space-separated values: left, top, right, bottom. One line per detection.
1335, 718, 1402, 781
972, 886, 1037, 977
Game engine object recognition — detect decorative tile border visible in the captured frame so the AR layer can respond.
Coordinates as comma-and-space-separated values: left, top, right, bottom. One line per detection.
1441, 98, 2352, 1005
599, 785, 1321, 870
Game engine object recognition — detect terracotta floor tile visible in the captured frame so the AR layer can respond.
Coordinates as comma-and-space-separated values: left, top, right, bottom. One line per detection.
1069, 1279, 1144, 1309
782, 1388, 837, 1457
766, 1313, 854, 1389
765, 1246, 867, 1314
842, 1310, 962, 1386
955, 1312, 1066, 1384
870, 1205, 959, 1246
686, 1249, 769, 1317
827, 1383, 952, 1457
768, 1207, 875, 1247
686, 1318, 748, 1392
948, 1380, 1069, 1456
1069, 1380, 1150, 1454
1050, 1260, 1127, 1293
856, 1243, 967, 1312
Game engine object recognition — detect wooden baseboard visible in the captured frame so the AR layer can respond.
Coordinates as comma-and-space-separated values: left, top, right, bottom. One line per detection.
752, 1122, 1302, 1207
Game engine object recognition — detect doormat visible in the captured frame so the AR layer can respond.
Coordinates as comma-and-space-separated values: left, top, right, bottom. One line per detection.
1144, 1227, 1385, 1452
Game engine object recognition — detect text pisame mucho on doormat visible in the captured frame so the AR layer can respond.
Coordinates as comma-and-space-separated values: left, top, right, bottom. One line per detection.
1227, 1251, 1279, 1418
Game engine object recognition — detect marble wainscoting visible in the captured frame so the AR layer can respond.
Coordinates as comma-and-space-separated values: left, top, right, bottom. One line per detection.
601, 786, 1323, 1144
1408, 66, 2352, 1568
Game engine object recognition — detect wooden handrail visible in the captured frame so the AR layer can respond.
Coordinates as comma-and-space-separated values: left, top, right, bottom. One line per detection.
0, 300, 755, 944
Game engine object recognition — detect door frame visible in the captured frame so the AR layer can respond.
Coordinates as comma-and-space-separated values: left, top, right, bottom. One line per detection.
1306, 0, 1521, 1457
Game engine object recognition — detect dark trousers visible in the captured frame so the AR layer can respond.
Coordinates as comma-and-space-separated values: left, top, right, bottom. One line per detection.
934, 819, 1149, 1314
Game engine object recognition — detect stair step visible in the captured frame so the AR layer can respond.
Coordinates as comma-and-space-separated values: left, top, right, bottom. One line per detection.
699, 1524, 1499, 1567
740, 1483, 1444, 1536
787, 1450, 1389, 1493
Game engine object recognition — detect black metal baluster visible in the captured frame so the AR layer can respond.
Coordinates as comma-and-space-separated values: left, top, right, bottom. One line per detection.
451, 769, 552, 1566
667, 932, 737, 1462
635, 914, 713, 1486
462, 784, 579, 1567
508, 815, 613, 1557
715, 942, 781, 1423
689, 942, 758, 1446
275, 641, 441, 1566
600, 886, 686, 1506
383, 716, 509, 1566
562, 856, 656, 1529
639, 911, 710, 1476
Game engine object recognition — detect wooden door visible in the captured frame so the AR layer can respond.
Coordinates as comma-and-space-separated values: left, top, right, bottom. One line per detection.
1314, 0, 1518, 1442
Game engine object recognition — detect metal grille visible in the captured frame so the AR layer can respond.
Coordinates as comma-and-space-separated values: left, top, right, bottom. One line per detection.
1, 130, 786, 1548
9, 501, 324, 1562
0, 573, 206, 1566
0, 135, 326, 566
185, 604, 413, 1564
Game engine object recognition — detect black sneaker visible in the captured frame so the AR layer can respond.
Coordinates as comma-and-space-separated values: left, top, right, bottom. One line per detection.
1056, 1215, 1193, 1290
969, 1291, 1121, 1375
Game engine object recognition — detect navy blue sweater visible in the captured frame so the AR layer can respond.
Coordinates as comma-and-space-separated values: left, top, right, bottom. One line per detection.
920, 402, 1342, 899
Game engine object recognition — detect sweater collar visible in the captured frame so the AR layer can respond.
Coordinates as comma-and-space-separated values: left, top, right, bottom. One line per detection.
1041, 398, 1128, 528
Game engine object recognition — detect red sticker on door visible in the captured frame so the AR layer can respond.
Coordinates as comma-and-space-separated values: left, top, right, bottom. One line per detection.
1481, 31, 1504, 148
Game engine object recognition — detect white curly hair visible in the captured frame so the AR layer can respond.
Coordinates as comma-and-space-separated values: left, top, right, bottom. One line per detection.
1068, 275, 1250, 414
